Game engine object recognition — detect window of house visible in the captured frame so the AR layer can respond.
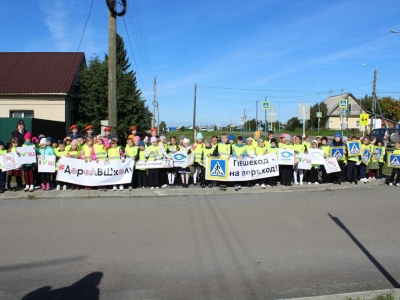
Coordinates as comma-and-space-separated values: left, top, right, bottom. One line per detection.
10, 110, 34, 118
356, 120, 360, 127
348, 104, 352, 112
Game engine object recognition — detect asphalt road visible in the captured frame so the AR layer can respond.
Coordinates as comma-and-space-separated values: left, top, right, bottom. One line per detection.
0, 185, 399, 299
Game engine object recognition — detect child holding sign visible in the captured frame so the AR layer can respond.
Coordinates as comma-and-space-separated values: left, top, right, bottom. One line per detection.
22, 132, 36, 192
7, 137, 23, 191
388, 142, 400, 186
37, 138, 55, 191
0, 140, 6, 193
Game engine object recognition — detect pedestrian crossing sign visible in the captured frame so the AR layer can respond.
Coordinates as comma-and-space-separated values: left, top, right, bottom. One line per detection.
347, 141, 361, 157
262, 101, 270, 110
206, 158, 229, 181
330, 147, 344, 160
387, 153, 400, 168
339, 99, 347, 109
361, 148, 372, 165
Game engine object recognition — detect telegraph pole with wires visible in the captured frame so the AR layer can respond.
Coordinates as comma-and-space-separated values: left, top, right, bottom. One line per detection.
152, 76, 157, 129
106, 0, 126, 135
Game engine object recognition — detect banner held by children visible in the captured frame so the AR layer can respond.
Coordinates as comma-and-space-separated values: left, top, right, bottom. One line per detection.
57, 157, 135, 186
38, 155, 56, 173
17, 146, 37, 165
324, 157, 341, 174
205, 153, 279, 181
0, 153, 20, 172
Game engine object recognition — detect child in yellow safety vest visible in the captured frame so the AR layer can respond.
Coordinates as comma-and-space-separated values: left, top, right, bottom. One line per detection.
359, 136, 371, 183
192, 132, 204, 186
0, 140, 8, 193
346, 135, 360, 185
388, 141, 400, 186
166, 136, 180, 187
212, 133, 232, 191
107, 139, 125, 191
67, 140, 81, 190
266, 138, 279, 187
201, 138, 215, 188
147, 136, 163, 189
255, 138, 268, 188
232, 136, 246, 191
125, 136, 139, 190
135, 140, 149, 188
293, 135, 307, 185
376, 139, 386, 179
368, 136, 379, 181
179, 138, 194, 188
92, 135, 110, 191
279, 134, 294, 186
55, 141, 68, 191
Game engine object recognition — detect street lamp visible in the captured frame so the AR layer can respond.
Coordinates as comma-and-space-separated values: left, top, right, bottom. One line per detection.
306, 77, 321, 133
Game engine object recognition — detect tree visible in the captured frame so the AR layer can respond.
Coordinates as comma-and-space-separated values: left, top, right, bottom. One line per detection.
286, 117, 301, 131
77, 34, 152, 141
159, 121, 167, 131
359, 95, 373, 112
244, 118, 257, 131
308, 102, 328, 129
379, 96, 400, 122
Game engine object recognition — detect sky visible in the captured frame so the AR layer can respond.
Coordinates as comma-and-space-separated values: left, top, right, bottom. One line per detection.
1, 0, 400, 128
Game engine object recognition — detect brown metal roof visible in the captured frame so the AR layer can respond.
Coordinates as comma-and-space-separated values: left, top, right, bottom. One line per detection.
0, 52, 85, 94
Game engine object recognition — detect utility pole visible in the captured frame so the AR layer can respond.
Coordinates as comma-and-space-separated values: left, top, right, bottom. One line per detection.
264, 96, 267, 133
108, 1, 117, 136
370, 69, 377, 131
106, 0, 126, 136
152, 77, 157, 129
243, 109, 246, 132
193, 83, 197, 142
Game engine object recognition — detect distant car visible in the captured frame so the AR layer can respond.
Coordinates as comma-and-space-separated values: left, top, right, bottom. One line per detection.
199, 127, 208, 131
368, 128, 400, 150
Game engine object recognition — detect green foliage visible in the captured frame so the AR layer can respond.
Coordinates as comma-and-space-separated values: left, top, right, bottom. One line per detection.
159, 121, 167, 131
359, 94, 373, 112
244, 118, 258, 130
286, 117, 301, 131
77, 34, 152, 140
308, 102, 328, 129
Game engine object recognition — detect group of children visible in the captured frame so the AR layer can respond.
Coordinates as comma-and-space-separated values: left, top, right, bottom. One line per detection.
1, 124, 399, 193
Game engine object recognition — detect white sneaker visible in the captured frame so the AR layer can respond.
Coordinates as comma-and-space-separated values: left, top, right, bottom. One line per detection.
56, 185, 61, 191
367, 177, 372, 181
238, 185, 241, 189
150, 187, 154, 189
62, 185, 67, 190
128, 186, 133, 190
155, 187, 159, 189
113, 185, 117, 191
24, 186, 29, 191
29, 185, 34, 192
314, 182, 319, 185
396, 183, 400, 187
389, 182, 393, 186
161, 184, 168, 188
299, 182, 303, 185
365, 178, 369, 182
119, 185, 124, 191
235, 185, 239, 191
255, 183, 260, 187
308, 182, 311, 185
261, 184, 265, 189
372, 177, 376, 181
294, 182, 299, 185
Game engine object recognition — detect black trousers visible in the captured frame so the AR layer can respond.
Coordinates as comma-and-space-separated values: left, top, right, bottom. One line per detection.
148, 169, 160, 187
390, 168, 400, 184
280, 165, 293, 184
346, 161, 358, 181
309, 167, 319, 183
137, 170, 148, 187
331, 161, 345, 183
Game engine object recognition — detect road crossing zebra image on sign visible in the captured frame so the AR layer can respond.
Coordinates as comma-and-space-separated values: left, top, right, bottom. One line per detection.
388, 153, 400, 168
206, 158, 229, 181
347, 141, 361, 157
330, 147, 344, 160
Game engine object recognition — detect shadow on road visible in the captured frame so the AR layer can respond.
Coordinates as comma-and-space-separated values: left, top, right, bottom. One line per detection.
328, 213, 400, 288
21, 272, 103, 300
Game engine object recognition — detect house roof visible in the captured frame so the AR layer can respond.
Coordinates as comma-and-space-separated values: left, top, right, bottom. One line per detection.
0, 52, 85, 94
325, 92, 367, 116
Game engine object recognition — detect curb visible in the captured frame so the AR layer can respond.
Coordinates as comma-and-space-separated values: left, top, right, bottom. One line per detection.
0, 178, 388, 200
277, 288, 400, 300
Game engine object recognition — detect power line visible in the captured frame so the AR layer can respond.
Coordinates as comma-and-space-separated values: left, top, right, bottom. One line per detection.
122, 15, 151, 96
77, 0, 95, 52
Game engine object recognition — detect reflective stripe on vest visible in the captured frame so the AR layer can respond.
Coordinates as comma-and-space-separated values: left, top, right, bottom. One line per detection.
108, 147, 121, 161
94, 144, 107, 161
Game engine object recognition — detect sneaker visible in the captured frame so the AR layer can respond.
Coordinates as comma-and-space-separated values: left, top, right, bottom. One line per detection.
294, 182, 299, 185
29, 185, 34, 192
56, 185, 61, 191
235, 184, 239, 191
119, 185, 124, 191
128, 186, 133, 191
113, 186, 117, 191
161, 184, 168, 188
150, 187, 154, 189
389, 182, 393, 186
372, 177, 376, 181
261, 184, 265, 189
41, 183, 45, 190
63, 185, 67, 190
23, 186, 29, 192
314, 182, 319, 185
299, 182, 303, 185
238, 185, 241, 189
254, 183, 260, 187
155, 187, 160, 189
98, 187, 103, 191
308, 182, 311, 185
396, 183, 400, 187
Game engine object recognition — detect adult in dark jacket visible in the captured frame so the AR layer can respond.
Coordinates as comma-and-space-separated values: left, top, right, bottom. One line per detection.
7, 119, 27, 148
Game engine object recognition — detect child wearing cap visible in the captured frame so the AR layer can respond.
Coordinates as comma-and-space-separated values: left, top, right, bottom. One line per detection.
69, 124, 79, 140
293, 135, 306, 185
346, 135, 360, 185
201, 138, 215, 188
329, 132, 346, 185
279, 134, 294, 186
308, 140, 320, 184
92, 135, 110, 191
55, 141, 68, 191
37, 137, 55, 191
135, 140, 149, 188
228, 134, 235, 145
84, 125, 95, 139
7, 137, 23, 191
192, 132, 204, 186
125, 136, 139, 190
166, 136, 180, 187
21, 132, 36, 192
212, 133, 232, 191
179, 138, 194, 188
252, 131, 261, 148
0, 140, 6, 193
107, 139, 125, 191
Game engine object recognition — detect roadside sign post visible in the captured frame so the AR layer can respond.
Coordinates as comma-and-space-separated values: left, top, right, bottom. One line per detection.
262, 100, 270, 132
316, 112, 322, 133
338, 99, 348, 136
